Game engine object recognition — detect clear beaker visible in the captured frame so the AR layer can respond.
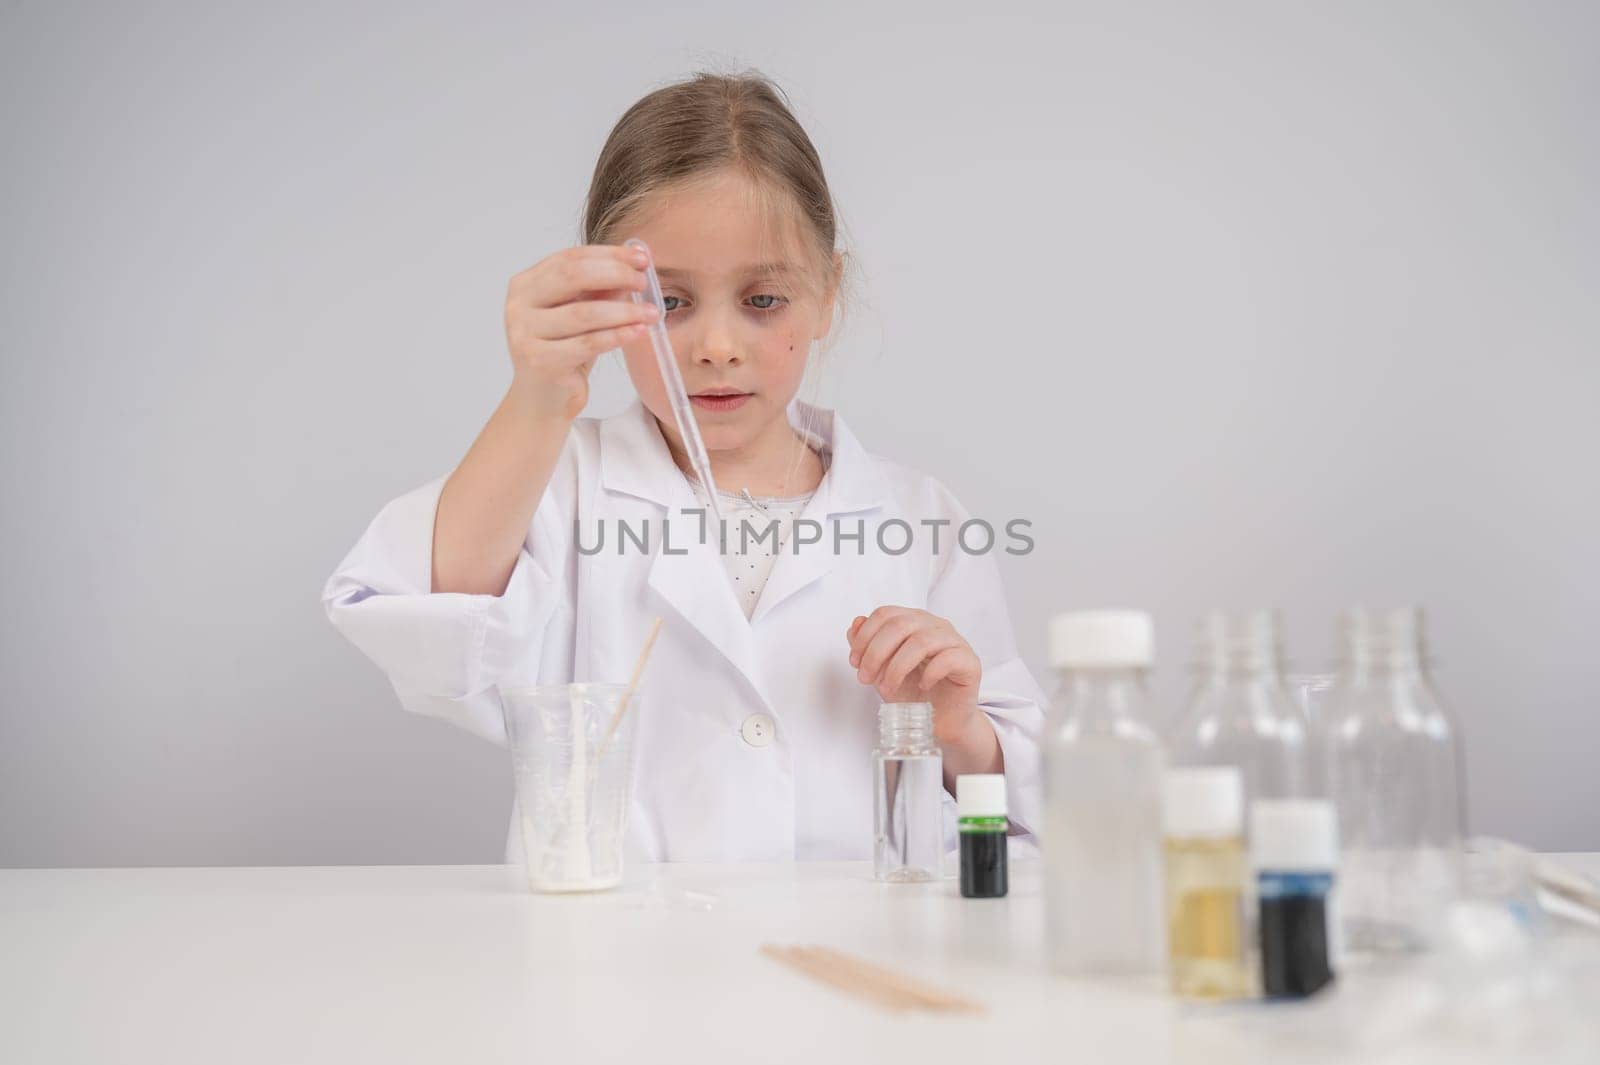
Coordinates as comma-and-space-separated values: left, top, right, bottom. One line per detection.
500, 683, 640, 893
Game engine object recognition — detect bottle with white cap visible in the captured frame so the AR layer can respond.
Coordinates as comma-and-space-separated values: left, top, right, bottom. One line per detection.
1162, 766, 1251, 999
1251, 799, 1339, 997
957, 774, 1009, 898
1043, 609, 1166, 974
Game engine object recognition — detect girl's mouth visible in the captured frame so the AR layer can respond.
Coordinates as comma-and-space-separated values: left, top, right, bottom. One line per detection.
690, 391, 753, 413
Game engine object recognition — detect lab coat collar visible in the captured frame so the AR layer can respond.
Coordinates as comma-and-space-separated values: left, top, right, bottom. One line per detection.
596, 398, 891, 711
597, 398, 891, 516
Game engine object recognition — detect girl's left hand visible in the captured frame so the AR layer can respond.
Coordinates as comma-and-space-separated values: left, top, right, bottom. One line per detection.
847, 606, 982, 741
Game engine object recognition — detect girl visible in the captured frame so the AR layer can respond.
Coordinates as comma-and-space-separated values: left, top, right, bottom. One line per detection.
323, 72, 1046, 863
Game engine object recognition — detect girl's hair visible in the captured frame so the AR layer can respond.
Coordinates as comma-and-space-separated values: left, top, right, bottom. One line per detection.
583, 71, 841, 296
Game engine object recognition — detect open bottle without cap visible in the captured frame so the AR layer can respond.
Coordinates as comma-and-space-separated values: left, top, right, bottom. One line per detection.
873, 703, 944, 883
1169, 610, 1314, 806
1323, 607, 1465, 953
1167, 610, 1318, 978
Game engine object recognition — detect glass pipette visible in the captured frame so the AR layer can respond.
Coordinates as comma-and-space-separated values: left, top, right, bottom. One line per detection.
625, 238, 723, 526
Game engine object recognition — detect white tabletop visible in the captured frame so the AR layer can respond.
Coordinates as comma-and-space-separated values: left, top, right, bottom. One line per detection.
3, 856, 1598, 1064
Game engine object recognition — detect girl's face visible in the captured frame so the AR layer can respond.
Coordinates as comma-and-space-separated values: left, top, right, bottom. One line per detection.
617, 168, 836, 457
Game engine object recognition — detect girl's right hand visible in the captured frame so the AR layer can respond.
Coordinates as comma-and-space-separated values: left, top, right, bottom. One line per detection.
503, 245, 660, 420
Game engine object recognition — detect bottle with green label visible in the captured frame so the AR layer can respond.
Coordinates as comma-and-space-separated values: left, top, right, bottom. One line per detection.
958, 774, 1009, 898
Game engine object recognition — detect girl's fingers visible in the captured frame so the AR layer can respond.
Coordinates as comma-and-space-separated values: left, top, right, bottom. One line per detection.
533, 299, 659, 341
852, 612, 918, 680
920, 646, 979, 691
519, 247, 650, 307
552, 322, 650, 361
848, 606, 915, 669
851, 610, 915, 674
510, 246, 637, 299
880, 631, 961, 695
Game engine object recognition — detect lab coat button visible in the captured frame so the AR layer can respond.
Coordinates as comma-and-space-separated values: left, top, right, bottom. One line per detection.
741, 713, 775, 748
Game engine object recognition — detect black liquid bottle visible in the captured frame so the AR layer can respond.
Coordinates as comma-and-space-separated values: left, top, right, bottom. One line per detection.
958, 774, 1008, 898
1251, 799, 1338, 998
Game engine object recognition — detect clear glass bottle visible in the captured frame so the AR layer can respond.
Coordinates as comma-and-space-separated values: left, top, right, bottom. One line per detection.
1323, 607, 1464, 952
1163, 767, 1252, 999
1044, 610, 1166, 975
873, 703, 945, 883
1170, 610, 1313, 806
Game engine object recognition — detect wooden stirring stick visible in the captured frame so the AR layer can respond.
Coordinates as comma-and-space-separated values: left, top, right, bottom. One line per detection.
760, 943, 985, 1014
597, 616, 663, 757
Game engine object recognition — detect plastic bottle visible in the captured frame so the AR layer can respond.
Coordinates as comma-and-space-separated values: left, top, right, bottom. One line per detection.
1163, 766, 1251, 998
872, 702, 945, 883
1252, 799, 1339, 997
957, 774, 1009, 898
1169, 610, 1313, 805
1323, 607, 1464, 952
1043, 610, 1166, 974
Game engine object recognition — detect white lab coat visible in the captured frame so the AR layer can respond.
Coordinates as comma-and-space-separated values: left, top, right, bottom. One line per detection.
322, 399, 1047, 864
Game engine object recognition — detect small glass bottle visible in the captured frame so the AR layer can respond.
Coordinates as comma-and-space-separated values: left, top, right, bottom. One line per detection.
1323, 607, 1464, 952
1251, 799, 1338, 998
957, 774, 1009, 898
1043, 610, 1166, 974
873, 703, 945, 883
1163, 767, 1251, 999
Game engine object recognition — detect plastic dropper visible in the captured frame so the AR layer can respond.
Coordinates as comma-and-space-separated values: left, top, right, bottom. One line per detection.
625, 238, 723, 526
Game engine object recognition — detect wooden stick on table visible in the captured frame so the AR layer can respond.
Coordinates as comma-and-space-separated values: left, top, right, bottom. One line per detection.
760, 943, 986, 1014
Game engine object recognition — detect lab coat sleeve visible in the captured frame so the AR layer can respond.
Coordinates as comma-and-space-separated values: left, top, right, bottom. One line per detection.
321, 471, 569, 747
925, 522, 1048, 837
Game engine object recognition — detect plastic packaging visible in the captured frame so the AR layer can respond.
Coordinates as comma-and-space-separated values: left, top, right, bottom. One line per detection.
1163, 766, 1251, 998
1252, 799, 1339, 998
873, 703, 944, 883
500, 684, 639, 892
1043, 610, 1166, 974
1166, 610, 1315, 982
957, 774, 1008, 899
1170, 610, 1313, 805
1286, 672, 1337, 726
1323, 607, 1465, 952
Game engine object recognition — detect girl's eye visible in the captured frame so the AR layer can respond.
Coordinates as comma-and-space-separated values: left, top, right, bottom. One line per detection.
748, 294, 785, 311
662, 295, 685, 312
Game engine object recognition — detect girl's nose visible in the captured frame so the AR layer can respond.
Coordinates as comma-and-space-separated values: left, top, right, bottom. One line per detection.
696, 344, 742, 367
690, 313, 743, 366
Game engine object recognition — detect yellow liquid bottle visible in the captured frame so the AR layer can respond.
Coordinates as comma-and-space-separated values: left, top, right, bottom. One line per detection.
1163, 767, 1253, 999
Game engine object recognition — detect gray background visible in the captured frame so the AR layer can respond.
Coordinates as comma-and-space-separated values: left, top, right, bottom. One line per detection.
3, 1, 1596, 867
